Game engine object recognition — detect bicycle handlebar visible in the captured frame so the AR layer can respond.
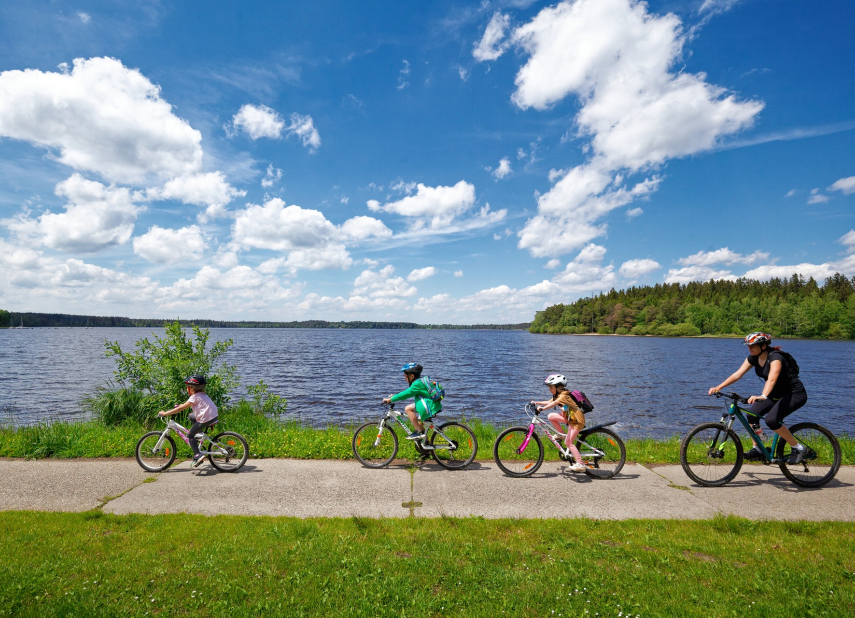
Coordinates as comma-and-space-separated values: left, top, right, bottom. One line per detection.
713, 391, 750, 404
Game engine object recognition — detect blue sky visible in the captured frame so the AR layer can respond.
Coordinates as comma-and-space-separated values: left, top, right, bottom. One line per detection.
0, 0, 853, 323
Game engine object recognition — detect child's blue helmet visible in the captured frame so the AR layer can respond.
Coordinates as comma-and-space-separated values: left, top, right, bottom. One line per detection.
401, 363, 423, 376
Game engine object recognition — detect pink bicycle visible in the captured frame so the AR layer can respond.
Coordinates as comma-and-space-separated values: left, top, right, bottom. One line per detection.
493, 403, 625, 478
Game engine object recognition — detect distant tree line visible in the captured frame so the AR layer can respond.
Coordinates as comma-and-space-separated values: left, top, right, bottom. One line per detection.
0, 311, 529, 331
530, 273, 855, 339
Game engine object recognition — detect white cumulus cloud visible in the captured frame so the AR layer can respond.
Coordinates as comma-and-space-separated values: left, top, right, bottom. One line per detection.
231, 198, 390, 273
407, 267, 437, 282
144, 171, 244, 216
367, 180, 504, 233
619, 258, 660, 278
229, 106, 320, 151
677, 247, 769, 267
230, 104, 285, 139
509, 0, 763, 257
261, 164, 283, 188
829, 176, 855, 195
133, 225, 206, 264
473, 12, 511, 62
0, 57, 203, 184
2, 174, 140, 253
665, 265, 737, 284
353, 266, 417, 298
491, 157, 512, 180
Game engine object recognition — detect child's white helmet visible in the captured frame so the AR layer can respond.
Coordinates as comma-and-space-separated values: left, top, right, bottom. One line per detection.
544, 374, 567, 386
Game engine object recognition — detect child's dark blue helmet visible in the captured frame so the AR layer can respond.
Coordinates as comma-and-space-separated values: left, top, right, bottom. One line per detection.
184, 374, 207, 386
401, 363, 423, 376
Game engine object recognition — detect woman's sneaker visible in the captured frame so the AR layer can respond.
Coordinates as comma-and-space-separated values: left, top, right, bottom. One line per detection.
191, 454, 205, 468
405, 431, 425, 441
568, 462, 586, 472
787, 443, 808, 465
743, 446, 764, 461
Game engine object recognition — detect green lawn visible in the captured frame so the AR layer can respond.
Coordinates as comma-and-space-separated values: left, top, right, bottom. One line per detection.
2, 413, 854, 465
1, 511, 853, 617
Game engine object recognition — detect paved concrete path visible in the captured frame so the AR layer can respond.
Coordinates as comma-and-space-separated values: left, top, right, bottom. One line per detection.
1, 458, 853, 520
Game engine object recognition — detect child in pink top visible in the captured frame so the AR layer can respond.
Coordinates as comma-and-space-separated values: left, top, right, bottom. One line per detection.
158, 374, 219, 468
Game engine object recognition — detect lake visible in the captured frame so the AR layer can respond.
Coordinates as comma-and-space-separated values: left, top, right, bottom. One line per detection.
0, 328, 852, 438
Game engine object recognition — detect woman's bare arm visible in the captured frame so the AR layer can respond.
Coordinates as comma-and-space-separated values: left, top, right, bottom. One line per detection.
709, 358, 753, 395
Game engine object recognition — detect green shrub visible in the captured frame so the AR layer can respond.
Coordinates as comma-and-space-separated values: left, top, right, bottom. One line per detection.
826, 322, 850, 339
654, 322, 702, 337
105, 321, 239, 410
247, 380, 287, 416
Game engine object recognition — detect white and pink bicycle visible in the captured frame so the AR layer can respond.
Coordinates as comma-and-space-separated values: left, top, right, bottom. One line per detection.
135, 415, 248, 473
493, 403, 625, 478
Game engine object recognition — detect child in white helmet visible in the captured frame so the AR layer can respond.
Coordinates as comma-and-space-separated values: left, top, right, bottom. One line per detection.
532, 374, 586, 472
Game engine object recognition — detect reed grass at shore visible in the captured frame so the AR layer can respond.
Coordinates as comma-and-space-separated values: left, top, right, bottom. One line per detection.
2, 408, 853, 464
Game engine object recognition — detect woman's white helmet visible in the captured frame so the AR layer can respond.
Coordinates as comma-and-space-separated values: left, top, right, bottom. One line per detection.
544, 374, 567, 386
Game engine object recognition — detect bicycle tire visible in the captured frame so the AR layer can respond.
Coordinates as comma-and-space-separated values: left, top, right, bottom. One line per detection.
776, 422, 841, 488
135, 432, 177, 472
680, 422, 743, 487
429, 422, 478, 470
208, 432, 249, 472
580, 428, 626, 479
352, 422, 398, 468
493, 426, 544, 477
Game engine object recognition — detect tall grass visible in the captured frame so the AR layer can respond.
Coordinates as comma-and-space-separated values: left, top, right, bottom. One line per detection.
82, 386, 158, 428
2, 408, 853, 464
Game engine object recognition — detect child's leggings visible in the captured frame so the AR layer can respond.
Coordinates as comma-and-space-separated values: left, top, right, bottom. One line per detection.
188, 412, 219, 456
547, 413, 583, 465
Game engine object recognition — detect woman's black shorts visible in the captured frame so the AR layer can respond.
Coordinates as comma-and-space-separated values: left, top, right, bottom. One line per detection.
748, 391, 807, 430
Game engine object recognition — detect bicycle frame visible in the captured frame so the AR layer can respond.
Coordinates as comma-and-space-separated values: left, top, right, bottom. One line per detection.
154, 417, 223, 457
716, 398, 782, 463
518, 404, 608, 462
373, 404, 458, 452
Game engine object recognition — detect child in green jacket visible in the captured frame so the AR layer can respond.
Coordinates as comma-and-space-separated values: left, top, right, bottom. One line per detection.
382, 362, 441, 439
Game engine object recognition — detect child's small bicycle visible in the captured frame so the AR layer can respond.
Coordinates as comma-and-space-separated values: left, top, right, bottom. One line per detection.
352, 403, 478, 470
135, 416, 249, 473
493, 403, 626, 478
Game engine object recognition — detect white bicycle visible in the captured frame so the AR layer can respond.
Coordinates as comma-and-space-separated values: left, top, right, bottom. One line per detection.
135, 416, 248, 472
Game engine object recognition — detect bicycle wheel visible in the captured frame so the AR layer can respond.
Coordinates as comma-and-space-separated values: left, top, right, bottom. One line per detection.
135, 432, 177, 472
429, 422, 478, 470
680, 422, 743, 487
580, 428, 626, 479
493, 427, 544, 477
208, 432, 249, 472
352, 422, 398, 468
776, 422, 841, 488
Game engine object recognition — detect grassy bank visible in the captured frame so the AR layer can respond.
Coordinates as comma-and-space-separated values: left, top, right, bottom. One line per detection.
1, 511, 853, 617
2, 409, 854, 464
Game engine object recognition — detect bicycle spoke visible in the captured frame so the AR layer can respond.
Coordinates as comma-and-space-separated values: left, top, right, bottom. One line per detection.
680, 423, 743, 487
777, 423, 841, 488
493, 427, 543, 477
352, 423, 398, 468
430, 422, 477, 469
579, 428, 625, 479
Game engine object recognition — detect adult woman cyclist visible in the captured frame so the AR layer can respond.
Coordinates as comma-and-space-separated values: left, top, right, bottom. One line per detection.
708, 332, 811, 464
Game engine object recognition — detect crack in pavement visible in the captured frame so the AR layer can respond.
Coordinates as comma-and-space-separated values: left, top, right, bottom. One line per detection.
640, 463, 723, 516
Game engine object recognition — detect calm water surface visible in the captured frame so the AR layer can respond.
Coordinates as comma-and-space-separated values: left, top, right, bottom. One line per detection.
1, 328, 852, 438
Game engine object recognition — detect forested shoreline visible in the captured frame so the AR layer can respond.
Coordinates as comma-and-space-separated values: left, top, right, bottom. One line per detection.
0, 310, 529, 330
530, 273, 855, 339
